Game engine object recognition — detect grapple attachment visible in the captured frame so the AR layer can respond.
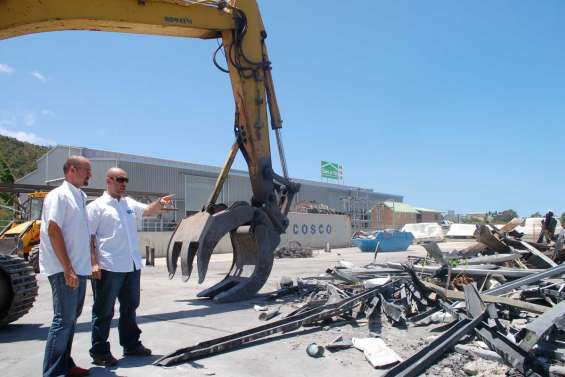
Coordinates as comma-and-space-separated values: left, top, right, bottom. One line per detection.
167, 202, 279, 302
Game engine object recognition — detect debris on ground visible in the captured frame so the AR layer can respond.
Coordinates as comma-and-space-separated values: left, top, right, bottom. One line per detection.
156, 218, 565, 376
274, 240, 314, 258
306, 342, 325, 357
352, 337, 402, 368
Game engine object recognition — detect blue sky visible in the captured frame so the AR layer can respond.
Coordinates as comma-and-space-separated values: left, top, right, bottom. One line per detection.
1, 1, 564, 217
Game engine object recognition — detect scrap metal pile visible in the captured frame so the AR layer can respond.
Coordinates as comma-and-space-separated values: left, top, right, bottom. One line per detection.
156, 220, 564, 376
274, 240, 314, 258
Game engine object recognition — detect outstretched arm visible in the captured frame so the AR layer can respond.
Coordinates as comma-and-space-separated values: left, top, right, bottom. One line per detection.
143, 194, 175, 217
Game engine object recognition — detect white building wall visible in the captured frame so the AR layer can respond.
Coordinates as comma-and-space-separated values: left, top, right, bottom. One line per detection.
138, 212, 352, 257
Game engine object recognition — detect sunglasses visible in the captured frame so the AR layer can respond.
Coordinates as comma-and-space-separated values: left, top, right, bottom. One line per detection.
111, 176, 129, 183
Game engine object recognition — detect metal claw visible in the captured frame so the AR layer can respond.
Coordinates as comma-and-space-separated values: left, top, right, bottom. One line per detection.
166, 202, 279, 302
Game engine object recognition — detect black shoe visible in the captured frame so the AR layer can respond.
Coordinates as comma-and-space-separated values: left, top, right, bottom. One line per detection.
91, 353, 118, 367
124, 344, 152, 356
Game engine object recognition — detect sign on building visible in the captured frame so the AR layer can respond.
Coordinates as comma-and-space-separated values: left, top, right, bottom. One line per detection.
321, 161, 343, 182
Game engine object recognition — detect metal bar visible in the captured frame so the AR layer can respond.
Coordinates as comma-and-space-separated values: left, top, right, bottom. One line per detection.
472, 325, 535, 374
430, 258, 565, 324
262, 52, 288, 180
484, 263, 565, 296
155, 285, 385, 367
273, 129, 289, 179
518, 301, 565, 352
383, 311, 487, 377
387, 262, 545, 278
519, 240, 557, 268
461, 283, 546, 376
206, 140, 239, 207
422, 281, 548, 314
326, 268, 362, 284
459, 253, 522, 265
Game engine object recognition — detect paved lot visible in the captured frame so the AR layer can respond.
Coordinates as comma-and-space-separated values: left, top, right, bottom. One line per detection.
0, 243, 471, 377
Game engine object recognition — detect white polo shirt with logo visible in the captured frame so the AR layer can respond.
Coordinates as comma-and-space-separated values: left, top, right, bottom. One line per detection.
87, 192, 148, 272
39, 180, 92, 276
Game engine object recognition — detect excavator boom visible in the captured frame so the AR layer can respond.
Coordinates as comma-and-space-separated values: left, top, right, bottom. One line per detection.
0, 0, 299, 302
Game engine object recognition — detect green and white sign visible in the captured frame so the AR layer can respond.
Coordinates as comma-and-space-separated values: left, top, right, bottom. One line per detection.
321, 161, 342, 180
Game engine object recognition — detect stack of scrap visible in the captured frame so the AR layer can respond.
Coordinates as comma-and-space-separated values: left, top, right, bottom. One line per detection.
156, 218, 564, 376
274, 240, 313, 258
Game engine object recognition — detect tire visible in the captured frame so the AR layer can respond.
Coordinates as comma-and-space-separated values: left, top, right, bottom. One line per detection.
0, 254, 38, 327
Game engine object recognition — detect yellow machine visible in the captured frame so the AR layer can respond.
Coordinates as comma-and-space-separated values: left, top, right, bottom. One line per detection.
0, 192, 45, 326
0, 192, 46, 261
0, 0, 299, 325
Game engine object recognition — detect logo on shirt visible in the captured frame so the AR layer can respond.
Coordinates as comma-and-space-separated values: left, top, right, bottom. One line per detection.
127, 209, 134, 215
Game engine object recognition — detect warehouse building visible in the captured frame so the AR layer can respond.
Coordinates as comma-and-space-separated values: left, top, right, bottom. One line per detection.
370, 202, 444, 230
17, 145, 403, 231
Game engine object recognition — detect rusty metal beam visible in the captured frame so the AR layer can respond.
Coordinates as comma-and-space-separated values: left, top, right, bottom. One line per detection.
155, 285, 387, 367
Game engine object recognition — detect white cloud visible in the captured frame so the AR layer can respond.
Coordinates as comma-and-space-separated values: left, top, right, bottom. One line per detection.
0, 64, 14, 74
0, 126, 55, 145
31, 70, 48, 82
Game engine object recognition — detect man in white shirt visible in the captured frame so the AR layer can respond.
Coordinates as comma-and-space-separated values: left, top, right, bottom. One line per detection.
87, 167, 173, 366
40, 156, 93, 377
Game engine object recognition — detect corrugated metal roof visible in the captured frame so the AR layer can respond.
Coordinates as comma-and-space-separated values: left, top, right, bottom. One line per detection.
384, 201, 419, 214
414, 207, 443, 213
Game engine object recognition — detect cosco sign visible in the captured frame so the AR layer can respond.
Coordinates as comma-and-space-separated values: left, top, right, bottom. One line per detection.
292, 224, 332, 235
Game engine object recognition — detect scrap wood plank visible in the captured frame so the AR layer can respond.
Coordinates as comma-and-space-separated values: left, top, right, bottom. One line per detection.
422, 281, 548, 314
498, 218, 523, 233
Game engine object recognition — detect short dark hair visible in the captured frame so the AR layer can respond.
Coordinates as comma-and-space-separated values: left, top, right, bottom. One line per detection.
63, 156, 86, 175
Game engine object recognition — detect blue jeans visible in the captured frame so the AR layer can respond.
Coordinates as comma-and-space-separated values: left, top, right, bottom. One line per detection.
43, 272, 87, 377
90, 268, 142, 357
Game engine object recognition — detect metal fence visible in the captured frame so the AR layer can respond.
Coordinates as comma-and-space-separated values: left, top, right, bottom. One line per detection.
140, 218, 177, 232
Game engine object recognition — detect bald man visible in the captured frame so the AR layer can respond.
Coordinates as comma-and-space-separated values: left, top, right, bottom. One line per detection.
87, 168, 173, 366
40, 156, 93, 377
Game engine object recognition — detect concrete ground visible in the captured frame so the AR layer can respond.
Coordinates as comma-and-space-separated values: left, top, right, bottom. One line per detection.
0, 243, 474, 377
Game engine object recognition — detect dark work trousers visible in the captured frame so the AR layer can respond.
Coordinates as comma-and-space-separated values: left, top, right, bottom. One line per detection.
90, 268, 142, 357
43, 272, 87, 377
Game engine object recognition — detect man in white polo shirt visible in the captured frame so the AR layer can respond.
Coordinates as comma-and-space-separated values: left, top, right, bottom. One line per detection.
40, 156, 93, 377
87, 167, 172, 366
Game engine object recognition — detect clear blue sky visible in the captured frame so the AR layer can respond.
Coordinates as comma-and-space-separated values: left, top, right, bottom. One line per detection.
1, 1, 564, 217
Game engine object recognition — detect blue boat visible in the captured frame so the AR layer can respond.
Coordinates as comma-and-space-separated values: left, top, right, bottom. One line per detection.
352, 230, 414, 252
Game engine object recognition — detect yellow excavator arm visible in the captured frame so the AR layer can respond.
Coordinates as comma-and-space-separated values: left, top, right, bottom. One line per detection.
0, 0, 299, 302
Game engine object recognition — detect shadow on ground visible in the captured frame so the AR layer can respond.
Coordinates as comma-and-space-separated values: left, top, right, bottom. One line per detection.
0, 298, 254, 343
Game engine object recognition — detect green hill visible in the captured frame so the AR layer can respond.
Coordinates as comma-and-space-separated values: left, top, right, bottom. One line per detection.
0, 135, 49, 224
0, 135, 49, 180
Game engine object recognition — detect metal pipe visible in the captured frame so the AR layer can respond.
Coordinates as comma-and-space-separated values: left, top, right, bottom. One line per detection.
274, 128, 288, 179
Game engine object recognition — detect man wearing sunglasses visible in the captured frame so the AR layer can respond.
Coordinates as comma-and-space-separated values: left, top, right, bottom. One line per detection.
86, 167, 173, 367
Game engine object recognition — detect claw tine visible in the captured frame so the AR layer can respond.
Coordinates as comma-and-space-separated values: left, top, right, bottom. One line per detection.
181, 241, 199, 282
167, 241, 182, 279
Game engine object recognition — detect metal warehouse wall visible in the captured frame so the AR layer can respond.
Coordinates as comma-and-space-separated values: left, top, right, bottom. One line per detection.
118, 160, 186, 216
118, 161, 183, 196
18, 146, 83, 185
89, 159, 118, 189
15, 145, 404, 225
